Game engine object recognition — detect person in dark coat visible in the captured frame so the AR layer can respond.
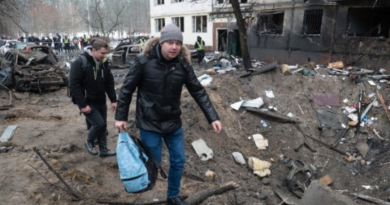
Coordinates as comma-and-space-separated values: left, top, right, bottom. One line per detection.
115, 24, 222, 205
69, 38, 117, 157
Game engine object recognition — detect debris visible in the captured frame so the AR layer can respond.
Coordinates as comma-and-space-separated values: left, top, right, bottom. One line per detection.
284, 157, 318, 198
205, 170, 216, 181
246, 108, 301, 123
197, 74, 213, 87
367, 80, 376, 86
313, 93, 340, 106
319, 174, 333, 186
265, 90, 275, 98
1, 49, 67, 92
232, 152, 246, 164
316, 107, 348, 129
185, 181, 239, 205
287, 112, 294, 118
360, 97, 376, 120
230, 97, 264, 111
348, 121, 357, 127
280, 64, 291, 74
351, 193, 390, 205
273, 186, 300, 205
327, 61, 344, 69
0, 125, 17, 142
240, 61, 278, 78
32, 147, 82, 200
252, 134, 268, 150
191, 139, 214, 161
373, 129, 384, 140
230, 100, 244, 111
248, 157, 271, 177
355, 140, 369, 157
0, 84, 12, 109
376, 90, 390, 124
242, 97, 264, 109
300, 180, 357, 205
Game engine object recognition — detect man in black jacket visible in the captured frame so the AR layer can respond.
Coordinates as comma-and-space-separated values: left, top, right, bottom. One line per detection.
115, 24, 222, 205
70, 38, 117, 158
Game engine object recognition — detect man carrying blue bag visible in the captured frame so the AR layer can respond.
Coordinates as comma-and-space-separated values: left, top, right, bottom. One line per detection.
115, 24, 222, 205
117, 131, 165, 193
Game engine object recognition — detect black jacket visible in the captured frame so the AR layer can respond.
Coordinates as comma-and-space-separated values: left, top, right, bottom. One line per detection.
69, 51, 117, 109
115, 41, 219, 134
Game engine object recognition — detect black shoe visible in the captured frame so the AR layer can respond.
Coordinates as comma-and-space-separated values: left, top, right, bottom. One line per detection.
167, 197, 189, 205
99, 148, 116, 158
84, 142, 98, 155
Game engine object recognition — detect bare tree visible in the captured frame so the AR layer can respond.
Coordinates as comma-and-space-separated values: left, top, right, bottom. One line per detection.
230, 0, 252, 69
0, 0, 33, 36
79, 0, 127, 36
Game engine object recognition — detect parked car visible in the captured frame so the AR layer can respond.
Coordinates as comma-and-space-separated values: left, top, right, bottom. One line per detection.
107, 43, 142, 68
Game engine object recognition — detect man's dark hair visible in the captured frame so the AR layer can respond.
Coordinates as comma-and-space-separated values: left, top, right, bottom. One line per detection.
91, 38, 108, 50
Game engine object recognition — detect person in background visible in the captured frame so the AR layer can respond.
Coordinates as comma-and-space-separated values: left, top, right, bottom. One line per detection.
194, 36, 205, 65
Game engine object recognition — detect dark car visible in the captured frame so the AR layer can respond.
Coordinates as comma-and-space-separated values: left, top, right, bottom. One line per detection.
108, 43, 143, 68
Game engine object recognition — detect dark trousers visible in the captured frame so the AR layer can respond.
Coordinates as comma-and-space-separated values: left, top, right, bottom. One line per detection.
197, 50, 205, 64
84, 104, 107, 149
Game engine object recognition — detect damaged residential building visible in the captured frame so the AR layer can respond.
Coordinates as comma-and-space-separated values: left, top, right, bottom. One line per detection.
248, 0, 390, 67
150, 0, 389, 67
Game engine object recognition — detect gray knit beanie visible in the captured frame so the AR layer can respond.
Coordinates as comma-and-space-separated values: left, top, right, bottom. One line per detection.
159, 24, 183, 44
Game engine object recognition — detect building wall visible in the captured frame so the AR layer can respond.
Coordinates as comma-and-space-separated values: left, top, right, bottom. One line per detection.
149, 0, 214, 48
249, 1, 390, 67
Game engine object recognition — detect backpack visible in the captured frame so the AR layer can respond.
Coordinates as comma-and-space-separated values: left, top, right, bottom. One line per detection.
67, 55, 88, 99
117, 132, 167, 193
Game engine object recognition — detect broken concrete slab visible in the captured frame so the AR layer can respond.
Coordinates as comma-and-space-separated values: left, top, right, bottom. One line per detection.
299, 180, 356, 205
191, 139, 214, 161
232, 152, 246, 164
0, 125, 17, 142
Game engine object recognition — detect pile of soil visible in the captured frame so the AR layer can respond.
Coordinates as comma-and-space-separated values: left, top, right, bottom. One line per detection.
1, 61, 389, 205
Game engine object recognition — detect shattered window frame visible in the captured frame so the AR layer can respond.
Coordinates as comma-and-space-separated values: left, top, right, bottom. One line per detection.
346, 8, 390, 38
302, 9, 323, 36
257, 12, 285, 35
172, 17, 185, 32
216, 0, 248, 3
156, 0, 164, 5
192, 15, 208, 33
155, 18, 165, 32
171, 0, 184, 2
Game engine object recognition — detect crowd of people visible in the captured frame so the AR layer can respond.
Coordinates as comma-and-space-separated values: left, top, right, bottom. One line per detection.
17, 33, 102, 52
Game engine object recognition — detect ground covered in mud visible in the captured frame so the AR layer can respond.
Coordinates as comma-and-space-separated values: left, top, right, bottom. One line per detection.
1, 52, 390, 205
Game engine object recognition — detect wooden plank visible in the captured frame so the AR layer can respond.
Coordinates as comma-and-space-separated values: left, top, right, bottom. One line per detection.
376, 90, 390, 124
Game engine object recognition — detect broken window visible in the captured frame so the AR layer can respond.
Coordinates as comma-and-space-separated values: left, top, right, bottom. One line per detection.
172, 17, 185, 32
172, 0, 184, 2
303, 9, 323, 35
192, 16, 208, 33
346, 8, 390, 38
257, 12, 284, 35
155, 18, 165, 32
156, 0, 164, 5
